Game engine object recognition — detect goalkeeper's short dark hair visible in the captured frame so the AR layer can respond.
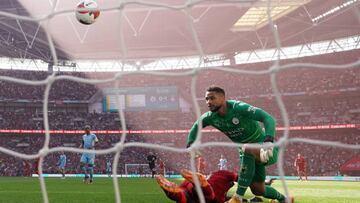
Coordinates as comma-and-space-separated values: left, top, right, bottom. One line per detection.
84, 125, 91, 130
206, 85, 225, 96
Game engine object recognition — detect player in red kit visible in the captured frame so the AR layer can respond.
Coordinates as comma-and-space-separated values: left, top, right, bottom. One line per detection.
197, 155, 206, 174
294, 153, 307, 180
159, 159, 165, 175
157, 169, 239, 203
23, 160, 31, 177
33, 158, 40, 175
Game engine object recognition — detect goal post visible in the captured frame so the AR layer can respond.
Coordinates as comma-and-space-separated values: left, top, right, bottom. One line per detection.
124, 164, 150, 176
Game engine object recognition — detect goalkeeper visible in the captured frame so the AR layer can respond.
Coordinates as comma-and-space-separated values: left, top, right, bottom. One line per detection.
186, 86, 293, 203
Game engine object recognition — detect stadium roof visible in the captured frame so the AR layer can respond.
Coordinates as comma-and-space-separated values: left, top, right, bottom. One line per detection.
0, 0, 359, 62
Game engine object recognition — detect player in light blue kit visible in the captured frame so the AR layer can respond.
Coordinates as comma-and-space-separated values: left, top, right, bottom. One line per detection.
218, 154, 227, 170
58, 151, 67, 179
80, 125, 98, 184
106, 160, 112, 177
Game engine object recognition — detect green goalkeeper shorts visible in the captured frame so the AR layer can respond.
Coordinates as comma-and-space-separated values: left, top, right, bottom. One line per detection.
238, 146, 279, 183
266, 146, 279, 166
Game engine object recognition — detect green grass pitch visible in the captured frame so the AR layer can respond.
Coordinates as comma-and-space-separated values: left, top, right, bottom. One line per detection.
0, 177, 359, 203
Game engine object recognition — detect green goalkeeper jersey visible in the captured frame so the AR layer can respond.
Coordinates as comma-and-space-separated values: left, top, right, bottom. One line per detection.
187, 100, 276, 145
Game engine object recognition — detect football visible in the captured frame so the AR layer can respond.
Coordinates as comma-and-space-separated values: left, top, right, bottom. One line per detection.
76, 0, 100, 25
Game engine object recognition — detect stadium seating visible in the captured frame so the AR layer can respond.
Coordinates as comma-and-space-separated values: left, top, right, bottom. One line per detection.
0, 50, 359, 176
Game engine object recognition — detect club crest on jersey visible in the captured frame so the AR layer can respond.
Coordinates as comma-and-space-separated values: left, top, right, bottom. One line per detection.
232, 117, 239, 125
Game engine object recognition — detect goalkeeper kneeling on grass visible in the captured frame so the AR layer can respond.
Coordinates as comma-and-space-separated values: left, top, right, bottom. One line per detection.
186, 86, 294, 203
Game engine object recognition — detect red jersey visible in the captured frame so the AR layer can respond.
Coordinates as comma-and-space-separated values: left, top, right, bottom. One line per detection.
295, 156, 306, 170
197, 157, 205, 173
23, 160, 31, 176
160, 160, 165, 169
34, 158, 40, 174
207, 170, 238, 203
159, 160, 165, 175
179, 170, 238, 203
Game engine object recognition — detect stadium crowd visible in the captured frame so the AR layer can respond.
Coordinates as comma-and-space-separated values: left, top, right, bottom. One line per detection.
0, 129, 358, 176
0, 50, 359, 177
0, 70, 97, 101
0, 111, 123, 130
1, 94, 359, 130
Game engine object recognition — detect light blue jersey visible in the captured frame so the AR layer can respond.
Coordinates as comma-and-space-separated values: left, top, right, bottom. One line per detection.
218, 158, 227, 170
106, 161, 111, 173
82, 133, 98, 149
80, 133, 98, 165
58, 154, 66, 169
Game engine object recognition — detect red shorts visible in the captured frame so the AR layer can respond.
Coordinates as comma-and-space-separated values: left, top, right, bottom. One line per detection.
297, 166, 305, 172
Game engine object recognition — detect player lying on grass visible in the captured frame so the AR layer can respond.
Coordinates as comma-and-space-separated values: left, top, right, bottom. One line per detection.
157, 169, 276, 203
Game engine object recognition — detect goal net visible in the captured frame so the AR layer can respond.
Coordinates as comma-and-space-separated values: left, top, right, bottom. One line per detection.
0, 1, 359, 203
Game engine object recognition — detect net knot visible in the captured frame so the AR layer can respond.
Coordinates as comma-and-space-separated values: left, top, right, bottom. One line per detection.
46, 75, 56, 84
115, 142, 124, 151
38, 148, 49, 157
269, 64, 280, 73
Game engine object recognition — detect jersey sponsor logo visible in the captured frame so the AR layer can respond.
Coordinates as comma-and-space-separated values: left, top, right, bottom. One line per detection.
224, 128, 244, 137
232, 117, 239, 125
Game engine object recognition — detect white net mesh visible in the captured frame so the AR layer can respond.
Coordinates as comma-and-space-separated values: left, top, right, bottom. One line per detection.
0, 1, 359, 203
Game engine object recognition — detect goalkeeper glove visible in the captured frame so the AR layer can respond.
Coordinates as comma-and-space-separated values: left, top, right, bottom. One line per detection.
260, 135, 274, 163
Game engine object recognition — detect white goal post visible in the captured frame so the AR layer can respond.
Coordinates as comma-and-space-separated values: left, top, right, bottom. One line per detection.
124, 164, 150, 176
